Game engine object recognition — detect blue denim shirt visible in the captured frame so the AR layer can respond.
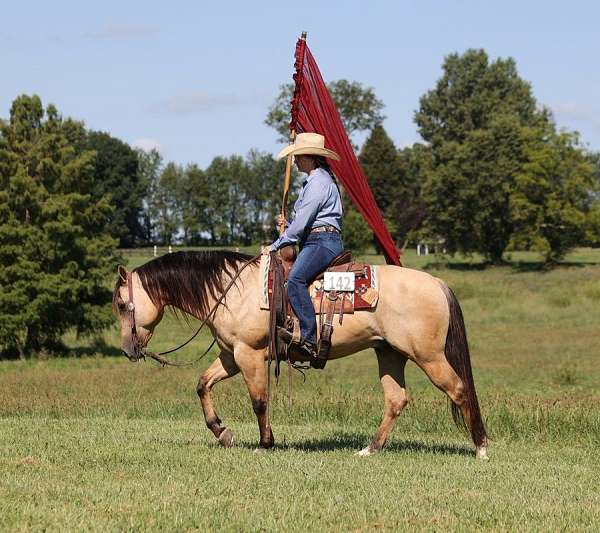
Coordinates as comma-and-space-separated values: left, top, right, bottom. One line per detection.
270, 167, 343, 251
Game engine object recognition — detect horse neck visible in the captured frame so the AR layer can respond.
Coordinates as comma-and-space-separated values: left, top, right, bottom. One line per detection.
209, 263, 259, 326
156, 259, 258, 324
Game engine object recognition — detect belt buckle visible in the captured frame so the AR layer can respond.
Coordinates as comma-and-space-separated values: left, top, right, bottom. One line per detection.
312, 225, 337, 234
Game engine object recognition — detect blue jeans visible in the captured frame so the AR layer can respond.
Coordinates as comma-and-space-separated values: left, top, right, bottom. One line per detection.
287, 232, 344, 344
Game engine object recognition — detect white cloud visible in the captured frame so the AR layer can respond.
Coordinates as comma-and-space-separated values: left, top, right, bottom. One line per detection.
155, 92, 242, 115
132, 138, 162, 153
82, 24, 158, 41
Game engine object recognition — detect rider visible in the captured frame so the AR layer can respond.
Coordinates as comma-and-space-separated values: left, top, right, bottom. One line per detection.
264, 132, 344, 358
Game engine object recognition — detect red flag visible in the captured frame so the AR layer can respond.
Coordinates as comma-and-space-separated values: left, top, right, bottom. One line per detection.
289, 37, 401, 266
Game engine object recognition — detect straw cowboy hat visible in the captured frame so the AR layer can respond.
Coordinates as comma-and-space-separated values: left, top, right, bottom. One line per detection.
277, 132, 340, 161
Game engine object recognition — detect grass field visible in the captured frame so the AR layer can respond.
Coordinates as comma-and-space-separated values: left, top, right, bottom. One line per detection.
1, 248, 599, 531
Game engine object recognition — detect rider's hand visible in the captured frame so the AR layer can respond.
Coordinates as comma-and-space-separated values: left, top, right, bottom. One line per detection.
261, 245, 273, 255
276, 214, 287, 228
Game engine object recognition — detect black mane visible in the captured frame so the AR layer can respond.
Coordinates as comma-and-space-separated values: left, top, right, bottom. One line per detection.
114, 250, 257, 319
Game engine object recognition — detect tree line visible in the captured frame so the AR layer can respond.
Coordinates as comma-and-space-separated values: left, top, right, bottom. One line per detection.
136, 150, 286, 247
84, 49, 600, 262
2, 48, 600, 356
357, 50, 599, 263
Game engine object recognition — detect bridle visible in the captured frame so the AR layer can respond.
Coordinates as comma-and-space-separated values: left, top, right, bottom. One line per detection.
122, 254, 261, 366
125, 271, 143, 361
123, 270, 215, 366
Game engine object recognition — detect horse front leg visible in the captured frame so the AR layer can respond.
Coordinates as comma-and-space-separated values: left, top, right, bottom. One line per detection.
196, 351, 239, 447
234, 345, 274, 451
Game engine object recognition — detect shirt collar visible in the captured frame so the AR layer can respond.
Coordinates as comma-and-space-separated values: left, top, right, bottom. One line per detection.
303, 167, 322, 186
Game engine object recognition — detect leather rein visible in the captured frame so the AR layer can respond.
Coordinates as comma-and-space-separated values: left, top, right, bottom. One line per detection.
124, 253, 261, 367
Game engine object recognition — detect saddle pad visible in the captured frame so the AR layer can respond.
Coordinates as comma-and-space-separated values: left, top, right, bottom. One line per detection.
259, 254, 379, 314
259, 254, 271, 310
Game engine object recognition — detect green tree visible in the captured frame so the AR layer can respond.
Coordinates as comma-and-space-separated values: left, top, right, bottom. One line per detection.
203, 156, 249, 245
86, 131, 146, 247
0, 95, 118, 358
589, 151, 600, 188
587, 204, 600, 246
415, 49, 544, 146
266, 80, 384, 142
423, 116, 527, 261
135, 148, 162, 244
359, 125, 402, 215
510, 130, 596, 261
342, 205, 373, 254
359, 126, 427, 245
585, 152, 600, 245
417, 49, 548, 262
241, 151, 285, 245
203, 156, 236, 244
395, 144, 428, 242
358, 125, 403, 249
149, 162, 183, 245
179, 163, 209, 245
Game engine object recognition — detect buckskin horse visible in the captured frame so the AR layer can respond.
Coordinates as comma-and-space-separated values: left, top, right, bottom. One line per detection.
113, 250, 488, 459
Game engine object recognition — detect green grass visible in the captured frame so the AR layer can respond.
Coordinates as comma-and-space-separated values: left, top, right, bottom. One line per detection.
1, 248, 600, 530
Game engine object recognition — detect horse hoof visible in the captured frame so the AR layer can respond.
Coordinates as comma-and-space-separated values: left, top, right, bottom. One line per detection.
476, 446, 489, 460
253, 447, 270, 454
218, 428, 234, 448
356, 446, 373, 457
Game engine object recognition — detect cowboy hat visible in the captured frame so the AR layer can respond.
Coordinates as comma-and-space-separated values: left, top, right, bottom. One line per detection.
277, 132, 340, 161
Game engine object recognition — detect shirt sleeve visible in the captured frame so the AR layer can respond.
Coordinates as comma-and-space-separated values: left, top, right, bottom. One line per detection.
270, 179, 324, 250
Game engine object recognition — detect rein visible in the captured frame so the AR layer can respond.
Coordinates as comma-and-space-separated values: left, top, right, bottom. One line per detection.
125, 253, 261, 367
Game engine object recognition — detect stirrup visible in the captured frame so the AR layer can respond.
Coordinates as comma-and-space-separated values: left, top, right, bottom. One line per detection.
276, 326, 293, 345
291, 336, 318, 360
310, 350, 328, 370
276, 327, 320, 365
295, 342, 318, 365
311, 328, 332, 370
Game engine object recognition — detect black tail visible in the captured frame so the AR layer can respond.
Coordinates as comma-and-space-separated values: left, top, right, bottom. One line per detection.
440, 283, 487, 447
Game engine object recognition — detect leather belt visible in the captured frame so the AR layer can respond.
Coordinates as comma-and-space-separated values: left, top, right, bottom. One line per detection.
310, 225, 340, 234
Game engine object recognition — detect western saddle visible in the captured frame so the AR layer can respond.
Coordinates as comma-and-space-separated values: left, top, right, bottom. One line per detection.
267, 246, 369, 370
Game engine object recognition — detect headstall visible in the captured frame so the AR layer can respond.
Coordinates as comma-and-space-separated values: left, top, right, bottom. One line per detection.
121, 254, 261, 366
126, 271, 143, 360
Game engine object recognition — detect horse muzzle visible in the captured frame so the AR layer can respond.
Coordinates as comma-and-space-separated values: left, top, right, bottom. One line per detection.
122, 349, 139, 362
122, 346, 147, 362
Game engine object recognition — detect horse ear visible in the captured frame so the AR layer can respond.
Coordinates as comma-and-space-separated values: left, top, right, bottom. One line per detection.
117, 265, 128, 284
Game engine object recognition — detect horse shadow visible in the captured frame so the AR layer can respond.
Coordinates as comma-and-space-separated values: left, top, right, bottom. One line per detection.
66, 339, 122, 358
0, 338, 122, 359
424, 261, 489, 271
511, 260, 595, 273
423, 259, 597, 273
239, 432, 473, 457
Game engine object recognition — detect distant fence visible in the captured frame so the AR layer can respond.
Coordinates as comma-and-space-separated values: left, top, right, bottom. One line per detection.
123, 244, 443, 258
416, 242, 447, 256
120, 245, 247, 257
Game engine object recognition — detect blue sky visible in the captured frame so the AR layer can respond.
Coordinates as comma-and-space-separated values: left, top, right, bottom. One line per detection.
3, 1, 599, 166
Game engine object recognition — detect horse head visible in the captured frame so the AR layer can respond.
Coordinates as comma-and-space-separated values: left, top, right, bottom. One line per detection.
113, 265, 164, 361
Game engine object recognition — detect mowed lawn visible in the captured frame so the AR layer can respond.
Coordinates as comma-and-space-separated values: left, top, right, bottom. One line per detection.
1, 249, 599, 531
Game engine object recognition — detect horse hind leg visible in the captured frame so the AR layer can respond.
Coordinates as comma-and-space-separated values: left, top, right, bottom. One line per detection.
358, 345, 408, 456
419, 357, 488, 460
196, 351, 240, 447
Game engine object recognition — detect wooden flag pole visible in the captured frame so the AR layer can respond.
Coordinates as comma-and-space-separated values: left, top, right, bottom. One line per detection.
279, 129, 296, 235
279, 31, 306, 236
